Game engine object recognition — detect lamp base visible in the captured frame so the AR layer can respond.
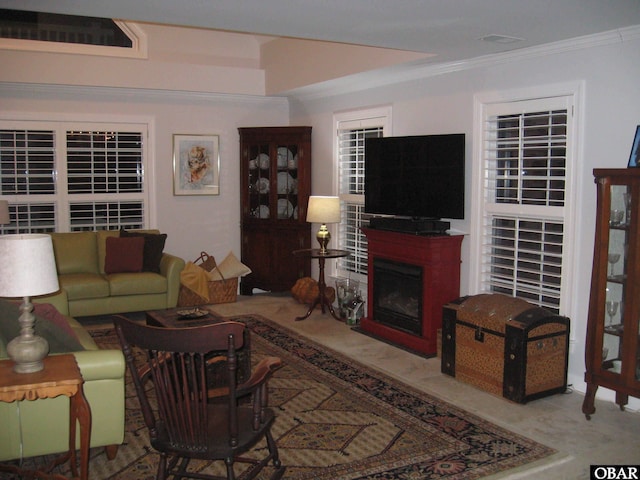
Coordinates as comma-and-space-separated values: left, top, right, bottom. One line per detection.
316, 224, 331, 254
6, 298, 49, 373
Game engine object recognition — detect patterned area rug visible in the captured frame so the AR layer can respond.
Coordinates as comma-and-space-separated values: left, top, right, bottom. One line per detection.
81, 315, 554, 479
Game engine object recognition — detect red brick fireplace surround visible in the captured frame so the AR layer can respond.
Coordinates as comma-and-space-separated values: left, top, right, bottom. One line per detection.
360, 227, 463, 356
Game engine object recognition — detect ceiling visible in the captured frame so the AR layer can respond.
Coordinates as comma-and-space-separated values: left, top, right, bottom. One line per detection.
3, 0, 640, 67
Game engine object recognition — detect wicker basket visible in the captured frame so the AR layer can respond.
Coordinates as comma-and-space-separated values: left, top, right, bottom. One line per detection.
177, 251, 238, 306
178, 277, 238, 306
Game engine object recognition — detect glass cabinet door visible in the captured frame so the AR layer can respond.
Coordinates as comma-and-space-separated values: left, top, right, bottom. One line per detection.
274, 143, 300, 220
584, 168, 640, 418
602, 184, 630, 375
245, 142, 303, 221
247, 143, 271, 219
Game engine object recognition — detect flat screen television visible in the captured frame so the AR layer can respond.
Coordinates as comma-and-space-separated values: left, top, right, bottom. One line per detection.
364, 133, 465, 220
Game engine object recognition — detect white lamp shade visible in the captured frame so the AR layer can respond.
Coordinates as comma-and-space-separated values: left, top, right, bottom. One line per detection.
0, 200, 9, 224
306, 196, 341, 224
0, 234, 59, 298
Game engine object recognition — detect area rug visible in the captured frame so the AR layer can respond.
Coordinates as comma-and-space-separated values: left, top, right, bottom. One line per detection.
81, 315, 555, 479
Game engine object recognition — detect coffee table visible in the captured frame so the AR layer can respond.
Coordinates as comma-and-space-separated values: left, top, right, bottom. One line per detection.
145, 306, 251, 384
146, 306, 223, 328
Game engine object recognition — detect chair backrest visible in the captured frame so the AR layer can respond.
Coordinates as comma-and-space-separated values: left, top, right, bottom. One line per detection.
114, 317, 247, 450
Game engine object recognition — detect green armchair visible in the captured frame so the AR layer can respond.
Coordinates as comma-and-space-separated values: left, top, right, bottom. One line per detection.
0, 290, 125, 462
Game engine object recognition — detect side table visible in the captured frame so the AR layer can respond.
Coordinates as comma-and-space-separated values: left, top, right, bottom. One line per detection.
293, 248, 350, 321
0, 354, 91, 480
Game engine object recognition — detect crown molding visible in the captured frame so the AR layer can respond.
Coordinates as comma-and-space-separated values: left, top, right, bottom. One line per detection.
284, 25, 640, 101
0, 82, 289, 107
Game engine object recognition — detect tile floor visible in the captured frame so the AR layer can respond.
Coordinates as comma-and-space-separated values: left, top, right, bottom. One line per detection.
206, 293, 640, 480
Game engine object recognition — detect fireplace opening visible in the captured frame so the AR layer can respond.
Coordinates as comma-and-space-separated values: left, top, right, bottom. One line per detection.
373, 258, 422, 335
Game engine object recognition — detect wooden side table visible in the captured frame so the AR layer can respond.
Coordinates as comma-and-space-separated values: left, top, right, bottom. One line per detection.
0, 354, 91, 480
293, 248, 350, 321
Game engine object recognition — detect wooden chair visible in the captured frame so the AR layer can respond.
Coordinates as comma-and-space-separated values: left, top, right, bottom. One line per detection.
114, 317, 285, 480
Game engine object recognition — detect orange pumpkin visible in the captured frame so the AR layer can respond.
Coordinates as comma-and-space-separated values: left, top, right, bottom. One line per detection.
291, 277, 336, 306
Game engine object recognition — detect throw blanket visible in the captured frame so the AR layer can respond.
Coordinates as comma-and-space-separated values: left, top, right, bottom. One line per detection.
179, 262, 211, 301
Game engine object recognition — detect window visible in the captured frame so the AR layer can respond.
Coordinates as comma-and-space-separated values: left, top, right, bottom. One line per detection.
0, 9, 132, 47
474, 95, 575, 313
0, 9, 147, 58
0, 121, 148, 234
334, 107, 391, 281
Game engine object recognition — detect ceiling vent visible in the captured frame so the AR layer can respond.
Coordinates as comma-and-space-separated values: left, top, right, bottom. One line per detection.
480, 34, 524, 44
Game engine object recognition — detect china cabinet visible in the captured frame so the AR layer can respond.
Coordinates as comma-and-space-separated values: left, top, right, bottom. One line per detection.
583, 168, 640, 418
239, 126, 312, 294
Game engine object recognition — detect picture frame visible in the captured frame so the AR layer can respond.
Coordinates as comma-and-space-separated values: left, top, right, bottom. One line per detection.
173, 134, 220, 195
628, 125, 640, 168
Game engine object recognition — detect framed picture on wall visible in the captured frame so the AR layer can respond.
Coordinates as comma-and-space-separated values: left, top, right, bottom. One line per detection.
173, 134, 220, 195
628, 125, 640, 168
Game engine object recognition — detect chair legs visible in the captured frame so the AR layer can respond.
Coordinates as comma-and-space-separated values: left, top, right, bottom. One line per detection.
156, 453, 167, 480
265, 430, 284, 475
150, 427, 283, 480
213, 430, 285, 480
225, 457, 236, 480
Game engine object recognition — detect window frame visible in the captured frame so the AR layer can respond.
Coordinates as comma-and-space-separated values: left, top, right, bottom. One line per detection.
470, 84, 582, 316
0, 114, 154, 233
333, 106, 392, 284
0, 20, 148, 58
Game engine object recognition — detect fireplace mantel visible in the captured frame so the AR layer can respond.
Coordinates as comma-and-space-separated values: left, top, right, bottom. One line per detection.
361, 227, 463, 356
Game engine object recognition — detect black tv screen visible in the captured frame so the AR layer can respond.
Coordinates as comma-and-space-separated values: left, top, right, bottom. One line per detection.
364, 134, 465, 219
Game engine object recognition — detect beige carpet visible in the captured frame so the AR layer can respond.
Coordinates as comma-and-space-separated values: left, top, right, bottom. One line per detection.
6, 313, 556, 479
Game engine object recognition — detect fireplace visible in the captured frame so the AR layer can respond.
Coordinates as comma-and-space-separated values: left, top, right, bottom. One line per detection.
373, 258, 422, 335
361, 228, 463, 356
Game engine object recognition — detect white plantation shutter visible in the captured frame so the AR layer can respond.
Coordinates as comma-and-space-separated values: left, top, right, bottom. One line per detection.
0, 128, 57, 232
0, 121, 147, 233
66, 131, 144, 194
479, 97, 572, 312
66, 129, 145, 230
482, 216, 564, 309
336, 112, 388, 279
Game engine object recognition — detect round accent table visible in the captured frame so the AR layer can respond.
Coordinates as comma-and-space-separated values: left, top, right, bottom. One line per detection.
292, 248, 350, 321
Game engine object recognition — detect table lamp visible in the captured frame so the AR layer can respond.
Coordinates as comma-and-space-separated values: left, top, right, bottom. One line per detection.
306, 196, 341, 254
0, 234, 60, 373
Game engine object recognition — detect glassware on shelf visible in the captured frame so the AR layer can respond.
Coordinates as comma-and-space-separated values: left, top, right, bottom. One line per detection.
607, 253, 620, 277
623, 193, 631, 225
605, 300, 619, 325
610, 209, 624, 226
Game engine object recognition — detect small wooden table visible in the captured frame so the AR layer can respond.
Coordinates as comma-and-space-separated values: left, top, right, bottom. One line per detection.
292, 248, 350, 321
146, 306, 222, 328
0, 354, 91, 480
145, 306, 252, 385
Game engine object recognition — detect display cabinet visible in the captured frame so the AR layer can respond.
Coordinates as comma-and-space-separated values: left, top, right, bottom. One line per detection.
583, 168, 640, 419
239, 126, 312, 294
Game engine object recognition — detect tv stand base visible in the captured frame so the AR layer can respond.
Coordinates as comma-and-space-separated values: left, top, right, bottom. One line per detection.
369, 217, 450, 235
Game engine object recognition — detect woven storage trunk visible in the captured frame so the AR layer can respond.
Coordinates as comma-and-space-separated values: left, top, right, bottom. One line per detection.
178, 277, 238, 306
441, 294, 570, 403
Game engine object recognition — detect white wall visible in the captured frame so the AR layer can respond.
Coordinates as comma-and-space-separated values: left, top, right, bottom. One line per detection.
288, 31, 640, 405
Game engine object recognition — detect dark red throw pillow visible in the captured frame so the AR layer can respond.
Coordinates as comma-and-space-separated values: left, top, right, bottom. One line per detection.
32, 303, 79, 341
104, 236, 145, 274
120, 230, 167, 273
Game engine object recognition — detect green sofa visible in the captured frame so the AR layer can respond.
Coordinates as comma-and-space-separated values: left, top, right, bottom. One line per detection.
0, 290, 125, 462
49, 230, 185, 317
